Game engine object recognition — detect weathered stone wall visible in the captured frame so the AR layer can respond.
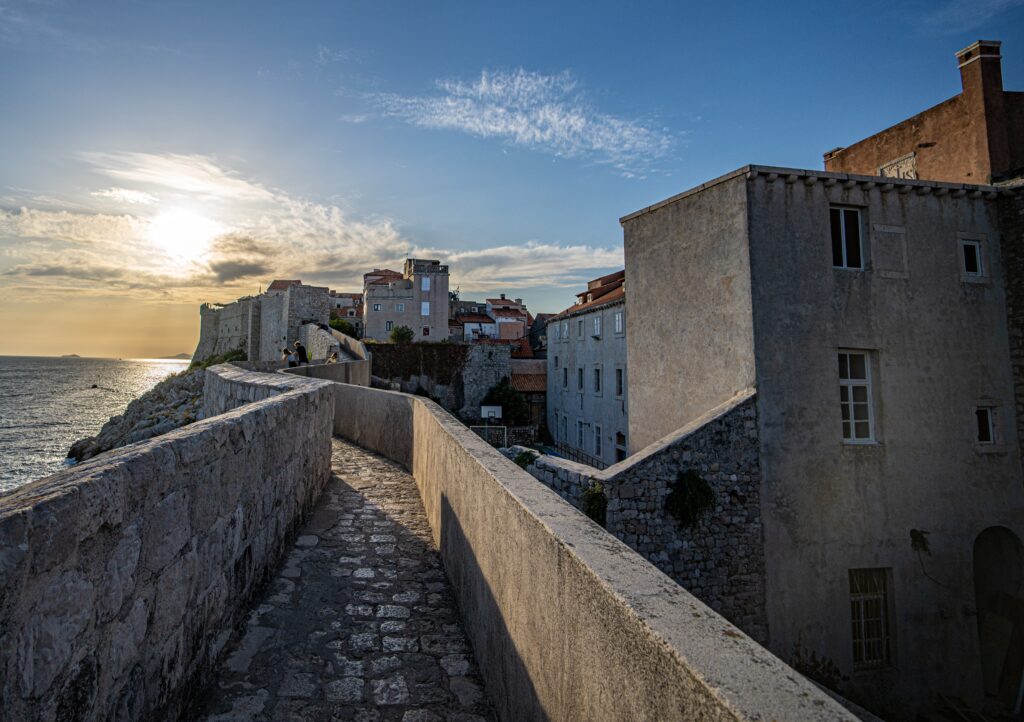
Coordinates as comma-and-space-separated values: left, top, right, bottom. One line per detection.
506, 389, 768, 642
299, 324, 341, 361
999, 189, 1024, 451
0, 365, 334, 722
193, 298, 253, 362
328, 381, 852, 722
258, 293, 287, 363
369, 343, 511, 421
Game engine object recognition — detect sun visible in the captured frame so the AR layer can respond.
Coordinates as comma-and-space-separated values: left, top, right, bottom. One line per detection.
146, 209, 224, 262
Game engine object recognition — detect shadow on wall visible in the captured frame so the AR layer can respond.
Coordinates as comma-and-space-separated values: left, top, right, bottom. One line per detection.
439, 493, 548, 721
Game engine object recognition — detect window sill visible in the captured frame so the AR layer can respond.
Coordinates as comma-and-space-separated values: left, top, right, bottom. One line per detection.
842, 440, 881, 448
975, 443, 1008, 456
960, 276, 991, 287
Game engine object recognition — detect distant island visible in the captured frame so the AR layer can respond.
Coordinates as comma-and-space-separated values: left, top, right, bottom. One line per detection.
60, 354, 81, 358
159, 353, 192, 360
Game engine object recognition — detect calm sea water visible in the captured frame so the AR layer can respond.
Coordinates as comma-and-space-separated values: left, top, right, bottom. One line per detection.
0, 356, 190, 494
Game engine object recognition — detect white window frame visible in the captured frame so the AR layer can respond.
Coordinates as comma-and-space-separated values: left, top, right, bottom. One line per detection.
372, 303, 382, 312
839, 350, 875, 443
396, 302, 405, 312
959, 236, 985, 279
561, 321, 568, 340
385, 320, 394, 332
422, 276, 430, 291
594, 424, 602, 457
614, 310, 623, 335
421, 301, 430, 317
578, 319, 584, 337
593, 316, 602, 338
831, 206, 865, 271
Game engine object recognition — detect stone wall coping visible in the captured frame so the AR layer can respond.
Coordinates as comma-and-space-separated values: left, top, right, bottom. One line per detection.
619, 163, 1014, 224
521, 388, 758, 485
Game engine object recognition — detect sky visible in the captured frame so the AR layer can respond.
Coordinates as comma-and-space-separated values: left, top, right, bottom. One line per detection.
1, 0, 1023, 358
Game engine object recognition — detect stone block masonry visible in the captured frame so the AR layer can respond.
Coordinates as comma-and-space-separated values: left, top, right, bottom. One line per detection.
505, 388, 768, 642
0, 365, 334, 722
999, 190, 1024, 451
193, 297, 254, 361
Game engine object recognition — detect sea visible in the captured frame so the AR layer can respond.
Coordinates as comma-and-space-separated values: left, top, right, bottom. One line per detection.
0, 356, 190, 494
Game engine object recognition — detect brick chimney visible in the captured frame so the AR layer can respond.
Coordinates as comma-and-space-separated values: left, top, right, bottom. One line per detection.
956, 40, 1010, 180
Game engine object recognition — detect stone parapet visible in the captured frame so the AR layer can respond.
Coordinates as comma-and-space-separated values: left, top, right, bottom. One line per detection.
504, 388, 768, 642
330, 382, 852, 721
0, 365, 334, 722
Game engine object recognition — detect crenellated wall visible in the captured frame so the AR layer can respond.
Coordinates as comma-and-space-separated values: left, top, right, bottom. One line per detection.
193, 298, 254, 362
0, 366, 334, 722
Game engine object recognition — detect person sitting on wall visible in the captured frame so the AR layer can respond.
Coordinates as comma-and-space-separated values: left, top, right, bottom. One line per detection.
282, 347, 297, 368
293, 340, 309, 365
327, 352, 339, 364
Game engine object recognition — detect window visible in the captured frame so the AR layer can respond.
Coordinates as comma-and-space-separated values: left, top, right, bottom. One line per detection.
422, 276, 431, 291
960, 239, 984, 277
839, 351, 874, 442
348, 310, 355, 317
615, 432, 627, 462
561, 321, 568, 340
552, 324, 559, 341
422, 327, 430, 337
594, 425, 603, 457
372, 303, 382, 312
396, 303, 405, 312
614, 311, 623, 334
560, 416, 567, 442
831, 207, 864, 270
578, 319, 584, 337
976, 407, 995, 444
593, 366, 602, 395
385, 320, 394, 332
421, 301, 430, 317
554, 356, 559, 369
615, 368, 624, 397
849, 568, 893, 669
593, 316, 602, 337
562, 367, 568, 388
577, 420, 584, 448
577, 367, 584, 391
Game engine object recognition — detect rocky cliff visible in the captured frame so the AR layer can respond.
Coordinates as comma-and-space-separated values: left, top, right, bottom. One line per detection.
67, 367, 206, 462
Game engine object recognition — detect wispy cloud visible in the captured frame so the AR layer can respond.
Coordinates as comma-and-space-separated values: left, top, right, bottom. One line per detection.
370, 69, 673, 177
924, 0, 1024, 32
315, 45, 361, 66
91, 187, 159, 205
1, 152, 622, 303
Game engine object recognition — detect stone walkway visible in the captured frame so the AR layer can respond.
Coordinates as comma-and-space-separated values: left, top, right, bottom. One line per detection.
192, 439, 495, 722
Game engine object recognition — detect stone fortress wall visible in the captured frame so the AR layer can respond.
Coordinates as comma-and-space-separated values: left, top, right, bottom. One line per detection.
0, 366, 334, 722
194, 297, 255, 361
504, 388, 768, 641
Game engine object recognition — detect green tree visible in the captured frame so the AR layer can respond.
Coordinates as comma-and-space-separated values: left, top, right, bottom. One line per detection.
330, 318, 357, 337
390, 325, 414, 344
481, 376, 531, 425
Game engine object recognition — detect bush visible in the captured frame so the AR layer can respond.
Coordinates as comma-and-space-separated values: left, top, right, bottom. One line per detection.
481, 376, 531, 425
665, 469, 715, 527
330, 318, 357, 337
390, 325, 414, 344
513, 450, 538, 469
582, 483, 607, 527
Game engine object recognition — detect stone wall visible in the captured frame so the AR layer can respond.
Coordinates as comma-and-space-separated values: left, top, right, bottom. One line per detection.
299, 324, 341, 361
328, 381, 852, 722
193, 298, 253, 362
369, 343, 511, 421
506, 388, 768, 642
999, 189, 1024, 451
258, 293, 287, 363
0, 365, 334, 722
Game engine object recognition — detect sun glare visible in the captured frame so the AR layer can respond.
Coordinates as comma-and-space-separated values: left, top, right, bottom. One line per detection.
146, 209, 223, 261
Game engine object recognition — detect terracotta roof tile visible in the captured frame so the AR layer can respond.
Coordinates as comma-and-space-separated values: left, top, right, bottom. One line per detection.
511, 373, 547, 392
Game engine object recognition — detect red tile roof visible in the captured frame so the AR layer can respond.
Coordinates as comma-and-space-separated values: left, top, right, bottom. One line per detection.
491, 308, 527, 318
511, 373, 547, 392
511, 337, 534, 358
552, 281, 625, 320
268, 279, 301, 291
457, 314, 494, 324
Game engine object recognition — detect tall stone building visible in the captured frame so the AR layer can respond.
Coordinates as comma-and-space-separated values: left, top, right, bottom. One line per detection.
546, 270, 627, 468
622, 163, 1024, 719
362, 259, 450, 341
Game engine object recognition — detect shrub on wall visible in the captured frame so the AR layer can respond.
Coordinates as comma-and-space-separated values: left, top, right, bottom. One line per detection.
330, 318, 357, 338
582, 482, 607, 527
665, 469, 715, 527
190, 347, 247, 370
513, 450, 538, 468
389, 325, 414, 344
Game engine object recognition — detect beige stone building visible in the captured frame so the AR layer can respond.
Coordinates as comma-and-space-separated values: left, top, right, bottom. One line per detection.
621, 164, 1024, 719
362, 259, 450, 341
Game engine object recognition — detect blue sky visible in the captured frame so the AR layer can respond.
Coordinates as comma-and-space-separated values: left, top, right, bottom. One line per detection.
1, 0, 1022, 356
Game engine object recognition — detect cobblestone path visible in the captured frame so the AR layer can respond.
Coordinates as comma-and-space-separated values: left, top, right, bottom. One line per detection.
193, 439, 494, 722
